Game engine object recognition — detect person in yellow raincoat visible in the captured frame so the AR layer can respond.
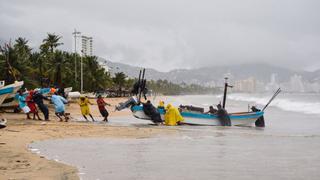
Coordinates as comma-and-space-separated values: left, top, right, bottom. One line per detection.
158, 100, 165, 109
79, 96, 95, 121
164, 104, 184, 126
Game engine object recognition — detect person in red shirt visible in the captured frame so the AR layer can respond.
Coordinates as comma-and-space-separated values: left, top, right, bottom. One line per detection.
96, 95, 111, 122
26, 90, 42, 120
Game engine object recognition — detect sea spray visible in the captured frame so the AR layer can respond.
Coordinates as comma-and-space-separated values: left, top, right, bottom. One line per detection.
228, 93, 320, 115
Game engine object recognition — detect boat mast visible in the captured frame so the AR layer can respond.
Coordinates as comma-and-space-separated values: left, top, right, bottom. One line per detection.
222, 77, 232, 109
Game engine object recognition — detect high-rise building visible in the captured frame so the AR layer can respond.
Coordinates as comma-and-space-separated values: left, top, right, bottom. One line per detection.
72, 33, 93, 56
234, 77, 257, 93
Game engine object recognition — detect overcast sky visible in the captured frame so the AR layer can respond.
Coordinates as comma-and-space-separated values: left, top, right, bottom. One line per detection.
1, 0, 320, 72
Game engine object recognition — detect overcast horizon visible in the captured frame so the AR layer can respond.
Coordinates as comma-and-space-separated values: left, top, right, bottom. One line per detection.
1, 0, 320, 72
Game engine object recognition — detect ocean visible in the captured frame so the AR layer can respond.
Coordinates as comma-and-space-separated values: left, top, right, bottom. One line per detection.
29, 94, 320, 180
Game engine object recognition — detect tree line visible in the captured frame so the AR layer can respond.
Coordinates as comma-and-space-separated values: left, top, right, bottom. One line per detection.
0, 33, 219, 95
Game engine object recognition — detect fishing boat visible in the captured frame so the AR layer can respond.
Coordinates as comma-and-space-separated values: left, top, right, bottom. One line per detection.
0, 81, 16, 106
116, 69, 280, 126
0, 81, 24, 108
131, 105, 264, 126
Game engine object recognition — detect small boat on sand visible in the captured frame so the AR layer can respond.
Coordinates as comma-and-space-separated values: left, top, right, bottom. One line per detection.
0, 81, 24, 108
0, 81, 18, 106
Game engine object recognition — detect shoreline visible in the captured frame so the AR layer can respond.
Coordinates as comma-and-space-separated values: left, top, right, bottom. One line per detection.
0, 97, 174, 180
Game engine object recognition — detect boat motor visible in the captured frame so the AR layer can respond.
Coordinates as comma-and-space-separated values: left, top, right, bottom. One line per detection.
115, 96, 138, 111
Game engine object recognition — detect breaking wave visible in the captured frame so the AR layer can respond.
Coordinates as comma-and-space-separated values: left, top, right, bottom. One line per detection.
227, 94, 320, 115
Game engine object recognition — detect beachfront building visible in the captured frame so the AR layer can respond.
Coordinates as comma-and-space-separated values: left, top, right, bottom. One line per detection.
234, 77, 257, 93
72, 34, 93, 56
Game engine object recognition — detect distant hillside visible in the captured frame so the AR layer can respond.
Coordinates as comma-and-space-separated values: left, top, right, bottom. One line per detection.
98, 57, 320, 86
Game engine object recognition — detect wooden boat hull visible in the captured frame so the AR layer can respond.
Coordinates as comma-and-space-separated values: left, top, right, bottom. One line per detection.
131, 105, 264, 126
0, 86, 15, 106
0, 81, 24, 108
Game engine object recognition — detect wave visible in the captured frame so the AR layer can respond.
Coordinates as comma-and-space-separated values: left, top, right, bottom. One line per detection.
227, 94, 320, 115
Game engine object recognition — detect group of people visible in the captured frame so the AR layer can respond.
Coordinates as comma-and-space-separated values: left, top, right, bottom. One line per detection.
142, 100, 184, 126
16, 88, 234, 127
17, 89, 111, 122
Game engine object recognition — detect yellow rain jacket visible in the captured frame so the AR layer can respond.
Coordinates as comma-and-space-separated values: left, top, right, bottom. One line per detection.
158, 101, 165, 108
79, 98, 92, 115
164, 104, 184, 126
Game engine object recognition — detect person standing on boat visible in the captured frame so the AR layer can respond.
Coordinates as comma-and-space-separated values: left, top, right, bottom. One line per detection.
96, 95, 111, 122
18, 90, 31, 119
26, 90, 41, 120
216, 104, 231, 126
79, 96, 95, 121
51, 92, 69, 122
32, 90, 50, 121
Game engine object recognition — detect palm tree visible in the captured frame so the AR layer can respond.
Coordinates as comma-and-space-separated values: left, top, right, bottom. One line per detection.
42, 33, 63, 53
14, 37, 31, 60
113, 72, 127, 89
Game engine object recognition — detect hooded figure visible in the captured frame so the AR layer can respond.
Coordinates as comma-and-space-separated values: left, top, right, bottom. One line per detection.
158, 100, 165, 109
142, 100, 162, 124
164, 104, 184, 126
251, 106, 265, 127
216, 104, 231, 126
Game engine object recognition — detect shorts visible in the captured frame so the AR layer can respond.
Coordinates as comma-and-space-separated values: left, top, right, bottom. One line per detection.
99, 109, 109, 117
21, 106, 30, 114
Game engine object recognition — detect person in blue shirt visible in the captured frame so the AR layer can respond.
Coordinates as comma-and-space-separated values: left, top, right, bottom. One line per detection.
18, 90, 31, 119
51, 92, 69, 122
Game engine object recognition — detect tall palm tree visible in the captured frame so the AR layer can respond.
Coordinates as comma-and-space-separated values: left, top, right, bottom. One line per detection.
113, 72, 127, 89
42, 33, 63, 53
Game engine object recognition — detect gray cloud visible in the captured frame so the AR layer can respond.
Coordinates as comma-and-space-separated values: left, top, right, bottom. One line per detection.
1, 0, 320, 71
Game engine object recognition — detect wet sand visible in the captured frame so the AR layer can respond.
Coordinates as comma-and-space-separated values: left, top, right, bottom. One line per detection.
0, 97, 174, 180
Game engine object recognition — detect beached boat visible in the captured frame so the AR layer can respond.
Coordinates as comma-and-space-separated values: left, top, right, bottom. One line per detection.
0, 81, 24, 108
131, 105, 264, 126
0, 81, 16, 106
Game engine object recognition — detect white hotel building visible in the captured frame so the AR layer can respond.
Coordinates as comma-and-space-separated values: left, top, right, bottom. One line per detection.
73, 34, 93, 56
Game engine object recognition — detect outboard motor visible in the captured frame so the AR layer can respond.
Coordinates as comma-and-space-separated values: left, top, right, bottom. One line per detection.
116, 97, 138, 111
251, 106, 265, 127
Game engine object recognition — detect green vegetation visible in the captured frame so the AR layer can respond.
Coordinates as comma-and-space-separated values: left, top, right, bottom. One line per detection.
0, 34, 113, 91
0, 33, 219, 95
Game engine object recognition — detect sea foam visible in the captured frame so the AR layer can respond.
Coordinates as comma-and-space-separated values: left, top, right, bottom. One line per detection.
228, 93, 320, 115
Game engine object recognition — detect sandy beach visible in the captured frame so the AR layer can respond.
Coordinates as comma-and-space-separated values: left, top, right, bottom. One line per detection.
0, 97, 173, 180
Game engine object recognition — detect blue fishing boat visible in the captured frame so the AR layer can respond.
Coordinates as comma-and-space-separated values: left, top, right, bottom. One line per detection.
116, 70, 280, 126
131, 105, 264, 126
0, 81, 24, 108
0, 83, 15, 106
